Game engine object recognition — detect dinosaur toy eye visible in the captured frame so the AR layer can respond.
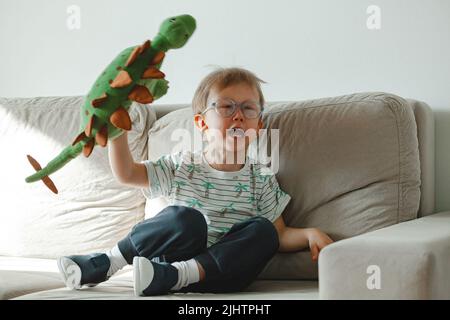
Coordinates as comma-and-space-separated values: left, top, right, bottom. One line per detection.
185, 34, 188, 38
170, 18, 176, 22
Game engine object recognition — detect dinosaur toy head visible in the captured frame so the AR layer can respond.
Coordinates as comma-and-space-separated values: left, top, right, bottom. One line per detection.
157, 14, 196, 49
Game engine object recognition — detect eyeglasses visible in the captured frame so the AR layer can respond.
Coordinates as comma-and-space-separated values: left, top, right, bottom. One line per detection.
201, 98, 263, 119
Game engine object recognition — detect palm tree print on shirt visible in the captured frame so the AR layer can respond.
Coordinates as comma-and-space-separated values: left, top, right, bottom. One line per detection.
257, 172, 274, 191
220, 202, 236, 216
187, 198, 203, 209
250, 164, 257, 193
234, 183, 249, 198
187, 163, 201, 179
256, 170, 270, 183
202, 182, 215, 198
275, 187, 287, 205
247, 195, 257, 209
155, 159, 165, 171
268, 176, 274, 190
173, 180, 187, 193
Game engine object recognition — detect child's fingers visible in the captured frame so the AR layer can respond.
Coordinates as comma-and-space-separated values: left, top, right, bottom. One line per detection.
311, 243, 319, 261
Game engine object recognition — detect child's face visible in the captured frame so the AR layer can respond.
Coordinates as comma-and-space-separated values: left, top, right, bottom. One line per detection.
194, 83, 263, 156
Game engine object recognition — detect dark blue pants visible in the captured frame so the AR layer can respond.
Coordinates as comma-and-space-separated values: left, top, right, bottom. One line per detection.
117, 205, 279, 293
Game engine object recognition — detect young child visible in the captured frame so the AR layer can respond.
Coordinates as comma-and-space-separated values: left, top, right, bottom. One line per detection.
57, 67, 334, 296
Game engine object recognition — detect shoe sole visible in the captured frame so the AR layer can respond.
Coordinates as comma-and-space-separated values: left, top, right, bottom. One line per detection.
133, 257, 154, 296
57, 257, 82, 290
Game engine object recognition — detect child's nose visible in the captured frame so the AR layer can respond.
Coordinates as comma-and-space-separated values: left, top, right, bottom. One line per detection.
232, 107, 245, 122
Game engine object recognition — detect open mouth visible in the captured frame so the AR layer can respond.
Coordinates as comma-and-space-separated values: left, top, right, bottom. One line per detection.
227, 128, 245, 138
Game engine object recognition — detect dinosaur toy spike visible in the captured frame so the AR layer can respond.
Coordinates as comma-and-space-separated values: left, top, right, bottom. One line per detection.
85, 115, 95, 137
24, 14, 196, 193
150, 51, 165, 65
139, 40, 151, 52
141, 67, 165, 79
83, 139, 95, 157
91, 93, 108, 107
110, 107, 132, 130
42, 176, 59, 194
95, 125, 108, 147
110, 70, 133, 88
125, 47, 141, 67
72, 132, 87, 146
128, 85, 154, 104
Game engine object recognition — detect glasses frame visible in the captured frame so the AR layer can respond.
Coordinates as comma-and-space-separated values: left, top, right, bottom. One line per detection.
201, 98, 264, 119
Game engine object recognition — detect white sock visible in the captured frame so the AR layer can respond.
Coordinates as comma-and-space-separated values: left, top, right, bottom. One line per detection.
105, 245, 128, 278
170, 259, 200, 291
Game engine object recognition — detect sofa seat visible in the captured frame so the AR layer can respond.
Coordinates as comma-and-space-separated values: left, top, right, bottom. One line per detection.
15, 277, 318, 300
0, 256, 64, 299
0, 256, 318, 300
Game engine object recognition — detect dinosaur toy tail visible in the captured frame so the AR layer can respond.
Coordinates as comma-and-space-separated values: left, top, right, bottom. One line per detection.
25, 141, 84, 194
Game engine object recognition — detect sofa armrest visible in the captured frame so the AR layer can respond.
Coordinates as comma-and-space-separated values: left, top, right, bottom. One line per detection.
318, 212, 450, 299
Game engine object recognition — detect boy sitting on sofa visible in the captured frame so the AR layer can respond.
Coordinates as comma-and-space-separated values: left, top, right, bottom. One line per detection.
57, 67, 334, 296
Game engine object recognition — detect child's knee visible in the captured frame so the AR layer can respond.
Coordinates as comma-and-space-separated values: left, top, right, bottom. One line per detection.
167, 205, 208, 238
129, 205, 207, 246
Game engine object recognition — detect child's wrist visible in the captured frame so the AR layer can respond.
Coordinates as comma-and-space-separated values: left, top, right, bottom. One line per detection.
304, 227, 317, 241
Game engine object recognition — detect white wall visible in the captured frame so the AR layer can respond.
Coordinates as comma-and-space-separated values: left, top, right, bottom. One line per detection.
1, 0, 450, 211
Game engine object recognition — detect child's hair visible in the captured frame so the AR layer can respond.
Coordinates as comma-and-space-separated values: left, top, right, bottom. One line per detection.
192, 67, 266, 114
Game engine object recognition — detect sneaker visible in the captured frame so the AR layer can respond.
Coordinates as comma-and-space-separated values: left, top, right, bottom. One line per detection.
57, 253, 110, 289
133, 256, 178, 296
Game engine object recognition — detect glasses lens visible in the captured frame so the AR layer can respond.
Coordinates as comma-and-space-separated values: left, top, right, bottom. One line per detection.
211, 99, 261, 118
214, 100, 235, 117
241, 101, 261, 119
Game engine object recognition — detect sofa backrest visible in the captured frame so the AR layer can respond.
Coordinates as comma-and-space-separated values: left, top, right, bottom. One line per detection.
406, 99, 435, 217
151, 94, 435, 219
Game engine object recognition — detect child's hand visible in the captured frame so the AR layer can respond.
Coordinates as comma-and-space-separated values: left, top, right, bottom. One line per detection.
306, 228, 334, 262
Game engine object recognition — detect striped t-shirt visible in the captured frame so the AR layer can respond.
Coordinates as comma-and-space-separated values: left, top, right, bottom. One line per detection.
142, 150, 291, 247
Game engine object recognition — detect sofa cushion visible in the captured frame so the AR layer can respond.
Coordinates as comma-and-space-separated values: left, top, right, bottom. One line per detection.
13, 271, 319, 300
0, 256, 63, 300
144, 92, 421, 279
0, 96, 155, 258
264, 92, 420, 236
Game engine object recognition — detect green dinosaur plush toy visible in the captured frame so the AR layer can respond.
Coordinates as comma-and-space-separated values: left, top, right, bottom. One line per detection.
25, 14, 196, 194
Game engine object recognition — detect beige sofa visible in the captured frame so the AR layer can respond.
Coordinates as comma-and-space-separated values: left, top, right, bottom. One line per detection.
0, 92, 448, 300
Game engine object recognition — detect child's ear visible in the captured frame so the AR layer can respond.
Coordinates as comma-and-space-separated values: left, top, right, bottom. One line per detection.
194, 114, 208, 131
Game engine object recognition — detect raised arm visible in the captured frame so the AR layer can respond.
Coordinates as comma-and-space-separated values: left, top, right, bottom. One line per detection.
108, 132, 149, 188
